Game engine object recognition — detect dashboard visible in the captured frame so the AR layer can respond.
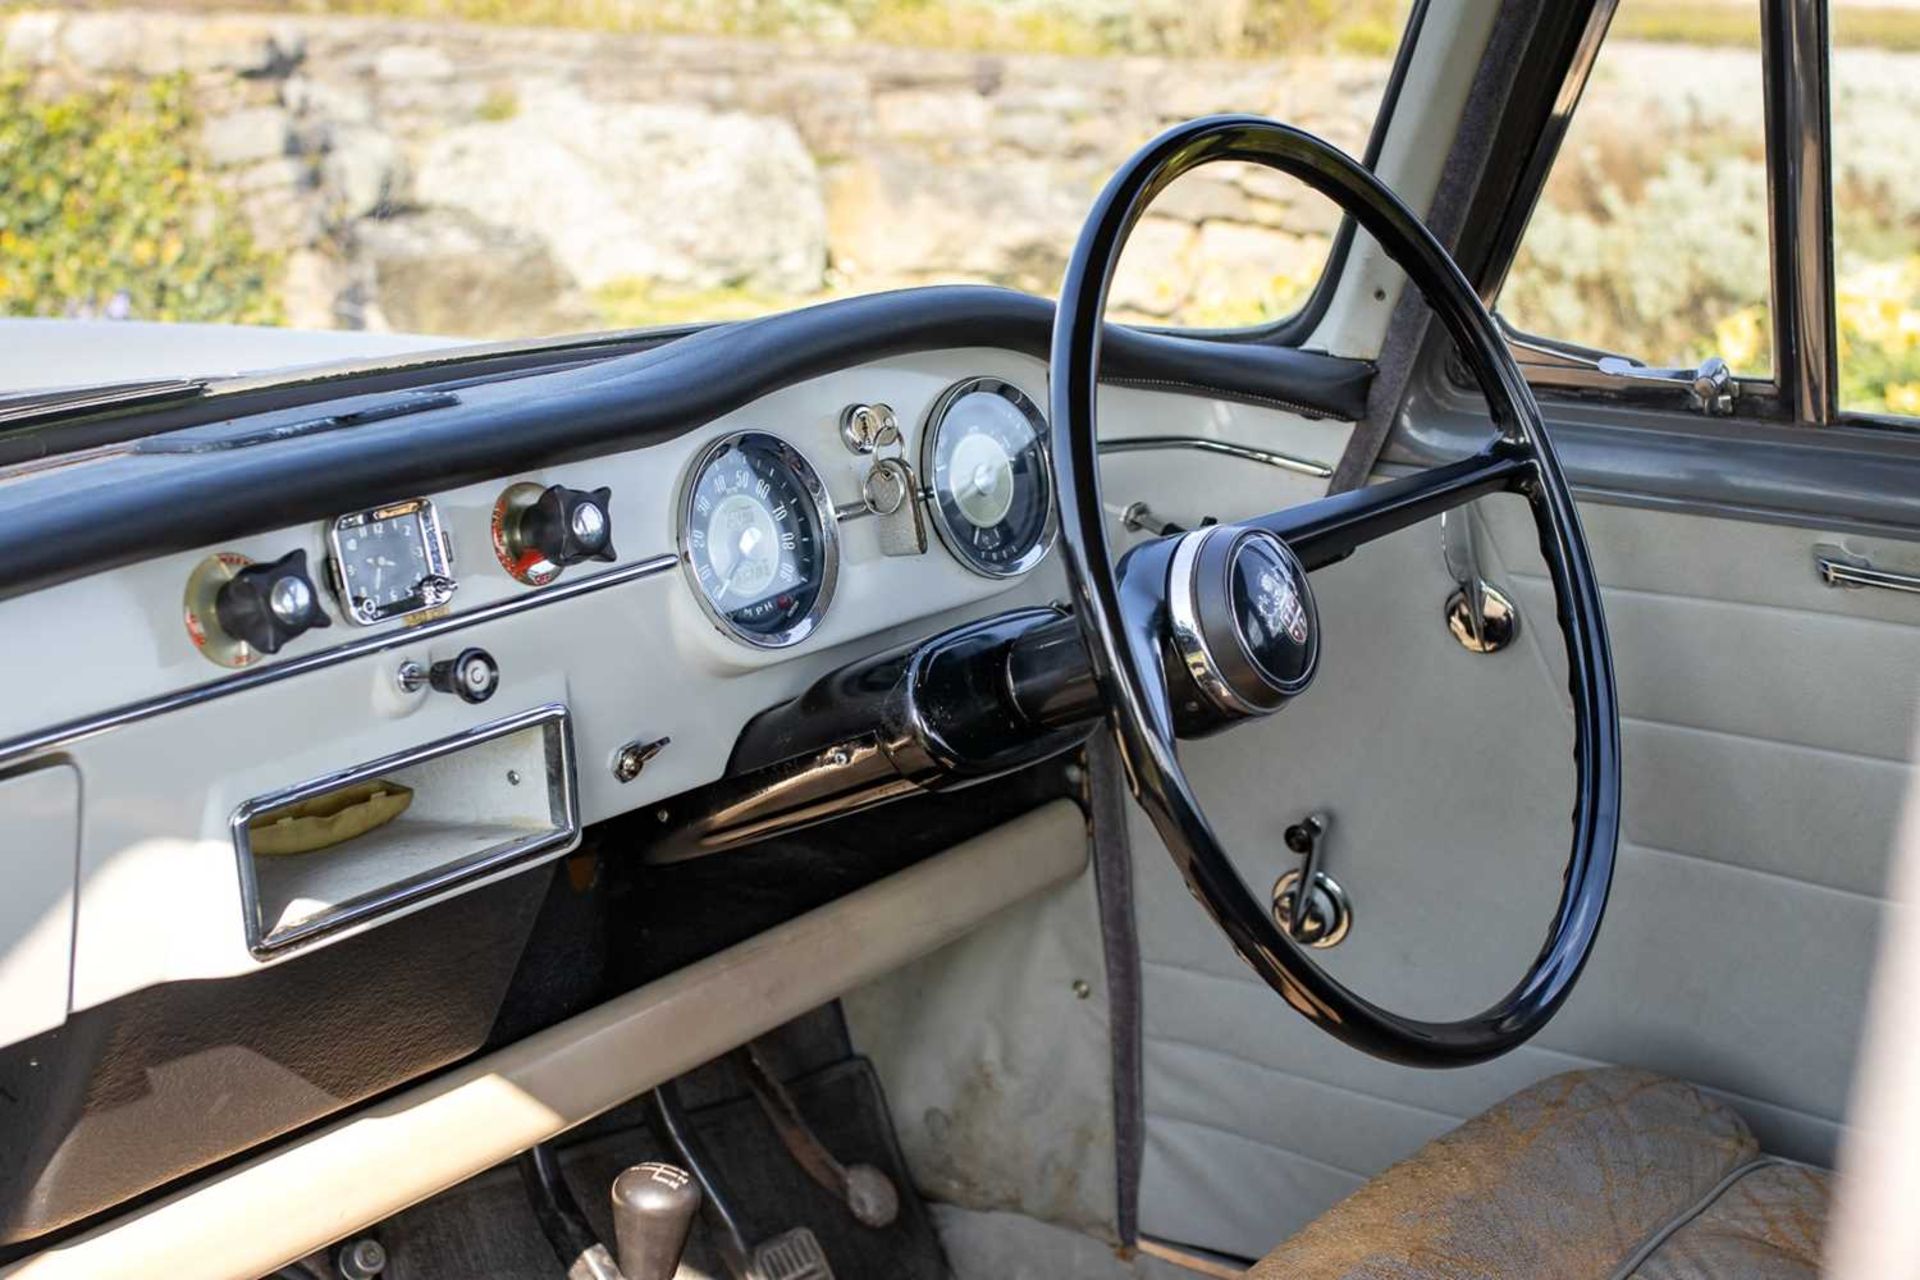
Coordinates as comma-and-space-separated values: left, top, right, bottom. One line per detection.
0, 286, 1364, 1250
0, 347, 1077, 1011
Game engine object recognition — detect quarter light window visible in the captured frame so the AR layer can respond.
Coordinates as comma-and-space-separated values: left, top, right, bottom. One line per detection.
1498, 0, 1773, 377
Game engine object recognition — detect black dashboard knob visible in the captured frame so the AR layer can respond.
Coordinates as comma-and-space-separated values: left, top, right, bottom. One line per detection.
213, 549, 331, 655
429, 647, 499, 704
520, 485, 616, 569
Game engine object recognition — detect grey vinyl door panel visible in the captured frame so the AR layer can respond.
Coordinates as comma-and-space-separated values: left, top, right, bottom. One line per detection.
1112, 449, 1920, 1260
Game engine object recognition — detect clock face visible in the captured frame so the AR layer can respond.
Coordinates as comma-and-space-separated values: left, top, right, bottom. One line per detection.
329, 499, 454, 625
922, 378, 1054, 579
679, 432, 837, 648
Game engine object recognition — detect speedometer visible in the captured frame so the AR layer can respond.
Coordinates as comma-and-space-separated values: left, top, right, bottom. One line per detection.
678, 431, 838, 648
921, 377, 1054, 578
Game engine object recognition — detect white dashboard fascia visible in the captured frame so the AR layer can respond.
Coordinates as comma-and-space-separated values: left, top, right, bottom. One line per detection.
0, 346, 1351, 1030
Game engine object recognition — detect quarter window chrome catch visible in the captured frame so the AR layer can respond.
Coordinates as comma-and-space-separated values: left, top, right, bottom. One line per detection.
1594, 354, 1737, 416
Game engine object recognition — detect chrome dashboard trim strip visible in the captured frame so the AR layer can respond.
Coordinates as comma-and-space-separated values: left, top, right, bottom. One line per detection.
233, 702, 579, 958
0, 552, 677, 771
1098, 435, 1333, 479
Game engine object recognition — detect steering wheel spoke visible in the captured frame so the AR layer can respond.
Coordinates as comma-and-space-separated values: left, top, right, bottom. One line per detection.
1255, 447, 1534, 572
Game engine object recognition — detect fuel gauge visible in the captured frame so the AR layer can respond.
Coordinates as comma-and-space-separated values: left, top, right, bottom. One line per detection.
921, 377, 1054, 578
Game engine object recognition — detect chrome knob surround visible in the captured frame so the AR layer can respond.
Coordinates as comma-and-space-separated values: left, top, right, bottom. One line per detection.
569, 500, 608, 547
267, 573, 315, 627
1167, 525, 1319, 720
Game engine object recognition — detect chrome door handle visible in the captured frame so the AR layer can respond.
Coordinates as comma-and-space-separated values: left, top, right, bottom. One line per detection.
1815, 545, 1920, 596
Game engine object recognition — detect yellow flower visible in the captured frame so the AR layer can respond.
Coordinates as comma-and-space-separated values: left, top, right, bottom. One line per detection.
1886, 383, 1920, 416
1713, 305, 1767, 369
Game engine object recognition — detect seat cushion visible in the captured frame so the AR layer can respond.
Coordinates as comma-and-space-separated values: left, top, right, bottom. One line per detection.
1251, 1067, 1830, 1280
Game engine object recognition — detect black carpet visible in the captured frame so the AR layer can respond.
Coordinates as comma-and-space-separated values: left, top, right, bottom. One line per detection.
375, 1050, 947, 1280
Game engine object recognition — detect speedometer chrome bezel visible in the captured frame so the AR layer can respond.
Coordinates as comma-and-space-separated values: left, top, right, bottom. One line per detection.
675, 429, 840, 650
920, 376, 1056, 580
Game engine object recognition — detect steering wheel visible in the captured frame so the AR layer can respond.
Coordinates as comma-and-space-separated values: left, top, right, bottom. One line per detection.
1049, 117, 1620, 1068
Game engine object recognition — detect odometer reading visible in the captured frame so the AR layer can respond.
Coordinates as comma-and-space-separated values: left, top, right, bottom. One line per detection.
327, 497, 455, 626
922, 378, 1054, 578
679, 432, 837, 648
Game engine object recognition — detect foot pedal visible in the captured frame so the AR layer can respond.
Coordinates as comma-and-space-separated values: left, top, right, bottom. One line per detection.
735, 1044, 899, 1229
753, 1227, 835, 1280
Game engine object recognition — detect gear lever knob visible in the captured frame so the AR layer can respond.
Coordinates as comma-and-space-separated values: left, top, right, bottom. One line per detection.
611, 1161, 701, 1280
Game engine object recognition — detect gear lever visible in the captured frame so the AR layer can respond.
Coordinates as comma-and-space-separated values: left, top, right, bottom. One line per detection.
520, 1142, 700, 1280
611, 1162, 702, 1280
652, 1084, 837, 1280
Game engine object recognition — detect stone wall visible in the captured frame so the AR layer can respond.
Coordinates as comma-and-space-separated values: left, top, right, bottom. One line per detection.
0, 9, 1390, 335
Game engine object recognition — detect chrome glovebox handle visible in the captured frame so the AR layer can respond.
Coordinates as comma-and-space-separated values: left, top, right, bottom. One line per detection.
1815, 545, 1920, 597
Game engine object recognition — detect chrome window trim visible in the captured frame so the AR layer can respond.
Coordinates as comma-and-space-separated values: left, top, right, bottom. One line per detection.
1762, 0, 1837, 425
232, 702, 579, 957
1098, 434, 1333, 479
0, 553, 676, 773
1475, 0, 1622, 308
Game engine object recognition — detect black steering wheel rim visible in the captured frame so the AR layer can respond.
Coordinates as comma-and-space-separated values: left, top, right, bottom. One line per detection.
1048, 116, 1621, 1067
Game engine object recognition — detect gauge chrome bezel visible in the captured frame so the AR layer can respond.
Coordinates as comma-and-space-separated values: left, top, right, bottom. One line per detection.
326, 496, 455, 627
920, 376, 1057, 580
676, 429, 840, 650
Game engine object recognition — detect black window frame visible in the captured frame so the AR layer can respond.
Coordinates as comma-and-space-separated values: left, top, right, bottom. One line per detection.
1468, 0, 1909, 433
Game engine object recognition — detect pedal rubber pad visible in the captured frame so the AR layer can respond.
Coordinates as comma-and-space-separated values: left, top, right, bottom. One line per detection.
752, 1226, 834, 1280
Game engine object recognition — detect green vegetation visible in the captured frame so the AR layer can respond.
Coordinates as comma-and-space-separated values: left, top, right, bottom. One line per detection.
1615, 3, 1920, 52
1500, 11, 1920, 416
591, 279, 833, 328
79, 0, 1416, 59
70, 0, 1920, 57
0, 73, 280, 324
1833, 259, 1920, 415
475, 86, 519, 121
1, 2, 1915, 413
1673, 258, 1920, 416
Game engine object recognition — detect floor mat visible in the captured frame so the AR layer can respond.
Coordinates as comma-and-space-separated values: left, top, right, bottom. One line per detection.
377, 1055, 947, 1280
